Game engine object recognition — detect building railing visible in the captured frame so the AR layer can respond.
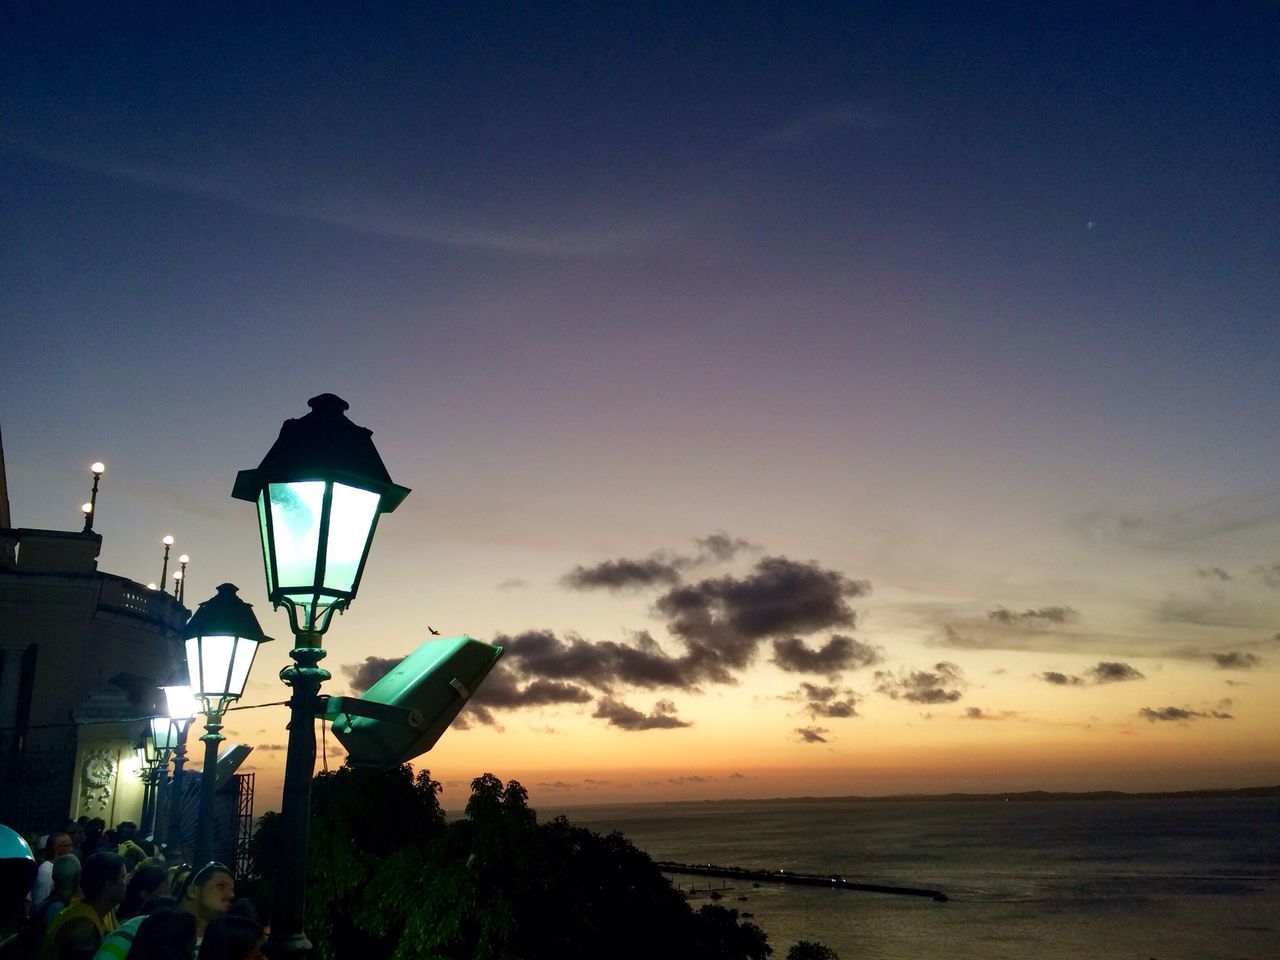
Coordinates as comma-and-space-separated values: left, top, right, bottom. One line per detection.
97, 575, 189, 632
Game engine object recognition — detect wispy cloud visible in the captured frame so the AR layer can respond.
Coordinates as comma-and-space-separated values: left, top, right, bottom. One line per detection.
764, 103, 894, 144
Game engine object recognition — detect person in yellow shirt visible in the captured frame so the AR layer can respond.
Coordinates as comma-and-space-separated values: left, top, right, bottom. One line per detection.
39, 852, 125, 960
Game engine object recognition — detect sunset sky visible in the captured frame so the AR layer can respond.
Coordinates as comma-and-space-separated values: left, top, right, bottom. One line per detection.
2, 3, 1277, 811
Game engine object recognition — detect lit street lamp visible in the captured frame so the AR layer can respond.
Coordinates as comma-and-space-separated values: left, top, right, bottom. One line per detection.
137, 725, 168, 841
82, 462, 105, 532
183, 584, 270, 865
232, 393, 408, 957
160, 536, 175, 587
178, 555, 190, 603
161, 684, 199, 860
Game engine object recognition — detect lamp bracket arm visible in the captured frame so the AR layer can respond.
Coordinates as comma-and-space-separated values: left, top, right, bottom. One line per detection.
319, 695, 424, 730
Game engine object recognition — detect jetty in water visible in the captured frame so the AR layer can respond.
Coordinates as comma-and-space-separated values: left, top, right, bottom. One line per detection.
657, 860, 949, 902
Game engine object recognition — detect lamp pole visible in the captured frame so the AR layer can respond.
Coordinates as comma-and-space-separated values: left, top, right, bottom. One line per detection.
178, 555, 189, 603
160, 536, 174, 587
82, 462, 105, 532
162, 686, 198, 861
233, 394, 409, 958
183, 584, 270, 866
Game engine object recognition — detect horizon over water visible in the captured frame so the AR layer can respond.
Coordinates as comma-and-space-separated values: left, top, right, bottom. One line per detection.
535, 790, 1277, 960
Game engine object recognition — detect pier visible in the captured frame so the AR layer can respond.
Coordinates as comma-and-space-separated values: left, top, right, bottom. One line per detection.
657, 860, 948, 902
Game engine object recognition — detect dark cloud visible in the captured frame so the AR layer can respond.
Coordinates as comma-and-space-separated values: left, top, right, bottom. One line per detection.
562, 556, 684, 591
256, 743, 286, 751
1195, 566, 1232, 582
1039, 671, 1083, 686
667, 775, 708, 784
727, 772, 746, 780
771, 634, 881, 674
1085, 662, 1145, 684
875, 663, 965, 704
497, 629, 689, 690
695, 532, 756, 562
656, 556, 869, 683
342, 656, 404, 693
795, 726, 829, 743
963, 707, 1017, 721
1212, 651, 1262, 669
794, 682, 859, 719
537, 781, 572, 790
988, 606, 1079, 626
1139, 706, 1234, 722
475, 671, 593, 709
592, 697, 691, 731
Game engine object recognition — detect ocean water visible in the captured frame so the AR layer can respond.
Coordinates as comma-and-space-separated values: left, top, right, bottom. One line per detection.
556, 796, 1278, 960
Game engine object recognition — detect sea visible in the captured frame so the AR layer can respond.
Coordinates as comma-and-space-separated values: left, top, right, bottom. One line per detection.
550, 795, 1278, 960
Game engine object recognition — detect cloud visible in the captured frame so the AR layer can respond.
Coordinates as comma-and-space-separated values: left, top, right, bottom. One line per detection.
1139, 706, 1234, 722
988, 606, 1079, 626
1211, 651, 1262, 670
592, 697, 691, 731
1155, 596, 1260, 628
875, 663, 966, 704
765, 103, 893, 144
537, 781, 573, 790
727, 772, 746, 780
656, 556, 869, 683
1253, 563, 1280, 588
695, 532, 756, 563
791, 682, 860, 719
1072, 490, 1280, 549
497, 629, 689, 690
562, 556, 684, 591
496, 578, 530, 590
342, 656, 404, 693
1196, 566, 1232, 581
667, 775, 708, 784
256, 743, 287, 751
473, 671, 594, 709
771, 634, 881, 673
1038, 671, 1083, 686
963, 707, 1018, 721
1085, 662, 1145, 684
795, 726, 829, 744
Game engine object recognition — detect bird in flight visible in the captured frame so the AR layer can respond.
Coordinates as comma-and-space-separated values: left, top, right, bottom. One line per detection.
428, 626, 440, 635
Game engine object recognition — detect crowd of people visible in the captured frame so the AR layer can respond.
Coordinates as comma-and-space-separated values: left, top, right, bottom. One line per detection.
6, 818, 264, 960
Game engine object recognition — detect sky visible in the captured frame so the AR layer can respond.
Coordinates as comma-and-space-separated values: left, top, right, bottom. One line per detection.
2, 2, 1278, 812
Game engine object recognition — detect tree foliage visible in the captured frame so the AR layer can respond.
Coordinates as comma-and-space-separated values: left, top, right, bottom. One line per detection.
247, 765, 772, 960
786, 941, 839, 960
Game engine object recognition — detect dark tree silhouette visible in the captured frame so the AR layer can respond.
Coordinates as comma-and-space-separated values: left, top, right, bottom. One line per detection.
248, 764, 774, 960
787, 940, 840, 960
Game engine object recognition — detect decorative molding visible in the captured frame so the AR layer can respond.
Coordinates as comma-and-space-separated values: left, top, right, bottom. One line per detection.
81, 750, 117, 811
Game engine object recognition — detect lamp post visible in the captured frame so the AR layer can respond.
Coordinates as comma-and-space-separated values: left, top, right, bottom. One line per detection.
146, 713, 180, 844
160, 536, 174, 587
162, 684, 198, 860
82, 462, 105, 532
183, 584, 270, 866
173, 569, 183, 598
178, 555, 190, 603
232, 394, 409, 957
138, 725, 167, 841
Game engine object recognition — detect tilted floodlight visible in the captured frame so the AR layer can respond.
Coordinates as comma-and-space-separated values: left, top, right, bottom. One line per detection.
232, 394, 410, 636
325, 636, 503, 766
182, 584, 271, 714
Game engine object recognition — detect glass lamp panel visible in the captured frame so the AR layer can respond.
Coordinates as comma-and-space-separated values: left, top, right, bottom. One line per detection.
150, 716, 176, 752
256, 492, 275, 592
268, 481, 326, 589
322, 483, 380, 592
227, 637, 259, 699
162, 685, 199, 720
195, 634, 238, 698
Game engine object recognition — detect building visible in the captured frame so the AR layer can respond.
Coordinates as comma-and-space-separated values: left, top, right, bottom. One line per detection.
0, 431, 252, 866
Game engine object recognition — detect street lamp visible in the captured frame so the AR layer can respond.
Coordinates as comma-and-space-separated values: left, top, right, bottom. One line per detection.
160, 536, 174, 588
82, 462, 104, 532
178, 555, 190, 603
161, 684, 198, 859
182, 584, 270, 865
232, 393, 409, 957
137, 726, 167, 841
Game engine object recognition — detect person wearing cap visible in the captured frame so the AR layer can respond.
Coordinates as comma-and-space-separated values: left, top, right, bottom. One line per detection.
0, 825, 37, 959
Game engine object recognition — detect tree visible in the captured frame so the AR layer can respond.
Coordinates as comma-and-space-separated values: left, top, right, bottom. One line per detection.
787, 941, 839, 960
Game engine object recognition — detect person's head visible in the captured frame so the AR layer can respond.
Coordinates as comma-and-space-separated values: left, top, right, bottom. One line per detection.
131, 908, 197, 960
50, 854, 81, 899
114, 821, 138, 842
177, 862, 235, 929
80, 851, 127, 911
62, 820, 85, 846
118, 863, 171, 919
44, 833, 73, 861
197, 913, 265, 960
